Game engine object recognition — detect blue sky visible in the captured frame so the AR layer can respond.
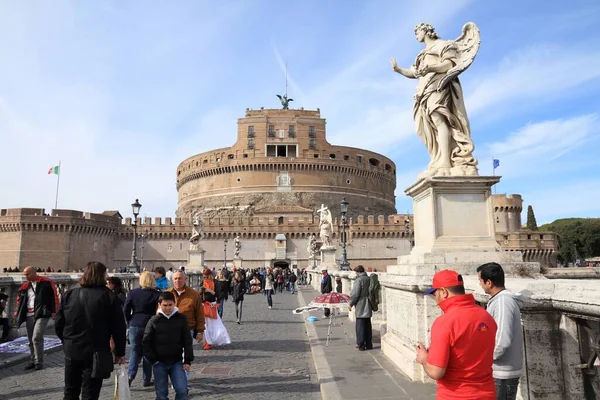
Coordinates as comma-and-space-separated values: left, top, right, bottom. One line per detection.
1, 0, 599, 224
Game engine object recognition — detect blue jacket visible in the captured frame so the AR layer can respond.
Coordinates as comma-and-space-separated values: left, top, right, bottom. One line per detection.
123, 287, 161, 328
155, 276, 170, 291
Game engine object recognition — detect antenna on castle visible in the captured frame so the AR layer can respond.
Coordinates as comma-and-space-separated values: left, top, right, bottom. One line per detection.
285, 60, 288, 98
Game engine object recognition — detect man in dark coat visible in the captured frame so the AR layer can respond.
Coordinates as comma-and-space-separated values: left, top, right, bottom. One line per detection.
320, 268, 333, 317
349, 265, 373, 351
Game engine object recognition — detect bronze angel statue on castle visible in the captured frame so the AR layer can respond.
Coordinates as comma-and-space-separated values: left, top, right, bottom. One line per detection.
391, 22, 481, 179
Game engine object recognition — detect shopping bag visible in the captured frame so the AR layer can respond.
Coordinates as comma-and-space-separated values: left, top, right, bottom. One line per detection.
203, 302, 218, 319
204, 312, 231, 346
114, 365, 132, 400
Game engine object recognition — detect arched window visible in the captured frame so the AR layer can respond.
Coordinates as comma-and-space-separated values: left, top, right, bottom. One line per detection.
278, 216, 284, 225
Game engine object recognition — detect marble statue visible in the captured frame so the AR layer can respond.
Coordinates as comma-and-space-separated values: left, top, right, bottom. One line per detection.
307, 233, 317, 258
189, 213, 205, 251
391, 22, 481, 178
317, 204, 333, 248
234, 235, 242, 258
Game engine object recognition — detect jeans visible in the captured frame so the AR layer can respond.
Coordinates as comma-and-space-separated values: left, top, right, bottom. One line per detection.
289, 283, 296, 293
128, 326, 153, 384
356, 317, 373, 349
217, 299, 225, 319
64, 356, 103, 400
0, 317, 9, 339
266, 290, 273, 307
153, 361, 188, 400
494, 377, 519, 400
26, 316, 49, 366
235, 300, 243, 321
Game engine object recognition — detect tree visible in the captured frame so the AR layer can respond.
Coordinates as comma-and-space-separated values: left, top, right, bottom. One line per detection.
540, 218, 600, 264
526, 205, 539, 231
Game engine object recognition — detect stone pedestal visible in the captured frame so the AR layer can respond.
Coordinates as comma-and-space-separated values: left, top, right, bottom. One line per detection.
232, 257, 243, 269
319, 247, 338, 270
186, 248, 206, 271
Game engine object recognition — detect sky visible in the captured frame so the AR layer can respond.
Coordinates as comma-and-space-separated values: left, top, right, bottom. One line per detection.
1, 0, 599, 225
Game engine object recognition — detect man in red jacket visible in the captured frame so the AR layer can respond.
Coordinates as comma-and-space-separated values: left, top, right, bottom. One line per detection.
416, 270, 497, 399
15, 266, 59, 370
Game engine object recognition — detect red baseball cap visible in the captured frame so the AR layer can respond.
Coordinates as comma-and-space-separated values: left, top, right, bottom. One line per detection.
424, 270, 463, 295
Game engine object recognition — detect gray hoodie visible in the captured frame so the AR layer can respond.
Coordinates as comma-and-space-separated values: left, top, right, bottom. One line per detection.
486, 290, 525, 379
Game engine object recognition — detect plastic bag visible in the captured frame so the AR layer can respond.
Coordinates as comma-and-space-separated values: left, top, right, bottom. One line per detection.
204, 312, 231, 346
114, 364, 132, 400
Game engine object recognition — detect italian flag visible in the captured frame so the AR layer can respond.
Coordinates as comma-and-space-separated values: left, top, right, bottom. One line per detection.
48, 165, 60, 175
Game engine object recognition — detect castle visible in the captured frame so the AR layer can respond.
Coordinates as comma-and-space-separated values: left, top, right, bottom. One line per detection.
0, 108, 557, 271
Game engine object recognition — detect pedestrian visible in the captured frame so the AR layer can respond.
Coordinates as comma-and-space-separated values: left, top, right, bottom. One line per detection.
166, 271, 205, 344
416, 269, 497, 399
106, 276, 127, 304
201, 268, 230, 349
264, 267, 275, 309
289, 271, 297, 294
215, 270, 229, 319
0, 291, 10, 342
54, 261, 127, 400
231, 270, 246, 324
123, 271, 161, 387
14, 266, 59, 370
335, 276, 342, 293
142, 291, 193, 400
166, 267, 174, 285
320, 268, 333, 317
477, 262, 524, 400
154, 266, 171, 291
348, 265, 372, 351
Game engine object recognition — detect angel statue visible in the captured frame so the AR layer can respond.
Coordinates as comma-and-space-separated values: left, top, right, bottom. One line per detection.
276, 94, 293, 110
317, 204, 333, 248
189, 213, 205, 251
390, 22, 481, 179
234, 235, 242, 258
307, 233, 317, 258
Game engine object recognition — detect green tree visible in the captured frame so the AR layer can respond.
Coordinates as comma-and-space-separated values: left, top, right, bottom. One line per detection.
540, 218, 600, 264
526, 205, 539, 231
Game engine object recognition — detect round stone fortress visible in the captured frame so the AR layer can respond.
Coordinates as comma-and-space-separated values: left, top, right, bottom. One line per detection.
176, 108, 397, 219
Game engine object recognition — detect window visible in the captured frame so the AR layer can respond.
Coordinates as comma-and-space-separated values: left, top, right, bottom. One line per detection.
369, 158, 380, 167
243, 154, 248, 158
288, 125, 296, 138
357, 155, 363, 163
527, 234, 532, 240
278, 216, 284, 225
247, 126, 255, 138
308, 126, 316, 138
385, 163, 392, 171
344, 155, 350, 161
313, 153, 319, 158
248, 138, 255, 149
227, 154, 234, 159
329, 154, 336, 159
540, 234, 544, 240
308, 138, 316, 149
266, 144, 297, 158
268, 125, 275, 137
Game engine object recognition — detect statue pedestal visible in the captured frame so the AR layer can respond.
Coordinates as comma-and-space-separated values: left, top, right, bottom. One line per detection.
382, 176, 540, 382
319, 247, 338, 270
232, 257, 243, 269
186, 248, 206, 271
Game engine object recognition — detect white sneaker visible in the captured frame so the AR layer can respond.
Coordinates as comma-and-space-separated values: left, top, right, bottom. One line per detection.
268, 306, 272, 309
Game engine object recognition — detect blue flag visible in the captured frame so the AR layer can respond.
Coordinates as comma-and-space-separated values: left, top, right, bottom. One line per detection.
493, 159, 500, 169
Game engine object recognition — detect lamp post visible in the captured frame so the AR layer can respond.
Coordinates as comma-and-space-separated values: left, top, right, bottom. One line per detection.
339, 197, 350, 271
223, 239, 228, 268
126, 199, 142, 273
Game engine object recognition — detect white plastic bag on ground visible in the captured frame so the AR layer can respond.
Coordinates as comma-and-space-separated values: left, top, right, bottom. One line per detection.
114, 364, 132, 400
204, 312, 231, 346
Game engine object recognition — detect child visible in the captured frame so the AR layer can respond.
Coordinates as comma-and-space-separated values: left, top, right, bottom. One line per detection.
143, 291, 193, 400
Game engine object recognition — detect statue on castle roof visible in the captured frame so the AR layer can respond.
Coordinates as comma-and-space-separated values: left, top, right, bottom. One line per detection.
391, 22, 481, 179
276, 94, 293, 110
189, 213, 205, 251
317, 204, 333, 248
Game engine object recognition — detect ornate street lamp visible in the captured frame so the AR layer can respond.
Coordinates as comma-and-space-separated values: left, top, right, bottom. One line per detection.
126, 199, 142, 273
339, 197, 350, 271
223, 239, 228, 268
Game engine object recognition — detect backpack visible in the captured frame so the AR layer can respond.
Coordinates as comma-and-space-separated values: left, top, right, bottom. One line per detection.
368, 273, 381, 312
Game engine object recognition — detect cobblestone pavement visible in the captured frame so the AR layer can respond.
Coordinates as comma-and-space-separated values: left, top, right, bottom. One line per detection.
0, 289, 321, 400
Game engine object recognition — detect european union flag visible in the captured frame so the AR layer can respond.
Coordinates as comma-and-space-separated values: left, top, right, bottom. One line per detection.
493, 159, 500, 169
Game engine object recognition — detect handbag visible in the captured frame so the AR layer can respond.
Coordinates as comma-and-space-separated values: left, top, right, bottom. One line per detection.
203, 302, 218, 319
79, 289, 114, 379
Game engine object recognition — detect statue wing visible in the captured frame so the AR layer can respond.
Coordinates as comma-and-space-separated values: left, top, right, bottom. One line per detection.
276, 94, 283, 100
438, 22, 481, 91
288, 98, 294, 102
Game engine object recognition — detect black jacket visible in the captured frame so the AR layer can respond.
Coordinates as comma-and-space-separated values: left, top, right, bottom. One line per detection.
143, 312, 194, 365
215, 279, 229, 301
231, 280, 246, 302
321, 274, 333, 294
123, 287, 161, 328
15, 277, 58, 326
54, 286, 127, 360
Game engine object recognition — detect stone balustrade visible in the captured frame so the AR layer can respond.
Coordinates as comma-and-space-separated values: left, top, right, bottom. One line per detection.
0, 272, 204, 339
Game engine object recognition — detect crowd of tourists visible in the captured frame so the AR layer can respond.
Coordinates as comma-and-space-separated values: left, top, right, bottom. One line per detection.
4, 259, 524, 400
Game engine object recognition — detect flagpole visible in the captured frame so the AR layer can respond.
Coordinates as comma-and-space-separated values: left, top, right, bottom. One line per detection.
54, 161, 61, 209
492, 158, 496, 194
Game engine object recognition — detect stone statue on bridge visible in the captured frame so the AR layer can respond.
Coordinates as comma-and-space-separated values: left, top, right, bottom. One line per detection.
317, 205, 333, 248
234, 235, 242, 258
189, 213, 205, 251
391, 22, 481, 179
